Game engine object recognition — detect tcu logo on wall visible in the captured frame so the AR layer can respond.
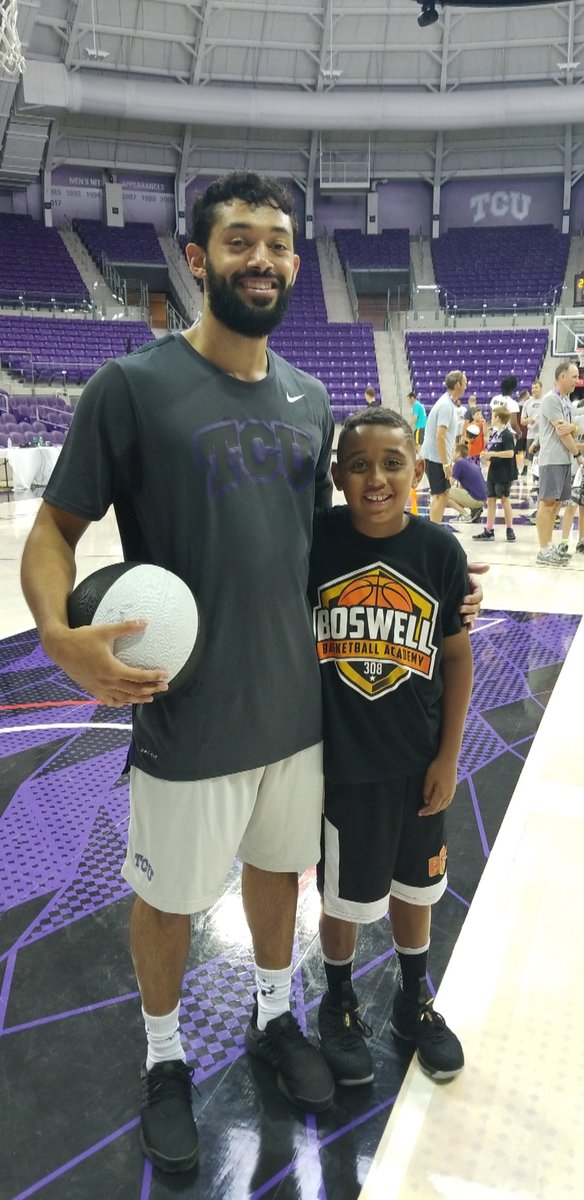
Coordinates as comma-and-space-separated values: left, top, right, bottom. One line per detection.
470, 190, 532, 224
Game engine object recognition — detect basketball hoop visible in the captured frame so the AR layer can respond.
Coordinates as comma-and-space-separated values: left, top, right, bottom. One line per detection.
0, 0, 26, 77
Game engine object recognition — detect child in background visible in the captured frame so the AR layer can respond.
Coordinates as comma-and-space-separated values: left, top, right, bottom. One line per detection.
465, 409, 487, 462
310, 407, 473, 1087
473, 408, 518, 542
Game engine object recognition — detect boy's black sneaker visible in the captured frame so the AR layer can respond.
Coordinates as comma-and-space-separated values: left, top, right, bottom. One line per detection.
506, 528, 516, 541
472, 528, 494, 540
140, 1060, 199, 1173
390, 983, 464, 1081
318, 983, 374, 1086
245, 1000, 334, 1112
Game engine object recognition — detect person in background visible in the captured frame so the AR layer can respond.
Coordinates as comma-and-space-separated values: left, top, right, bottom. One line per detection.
422, 370, 469, 525
535, 361, 584, 566
406, 390, 427, 446
462, 394, 478, 440
465, 408, 487, 462
449, 443, 486, 524
472, 408, 518, 542
521, 380, 543, 466
364, 385, 378, 407
490, 375, 523, 470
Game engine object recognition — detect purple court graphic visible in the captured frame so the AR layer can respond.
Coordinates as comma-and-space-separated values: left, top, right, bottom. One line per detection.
0, 611, 578, 1200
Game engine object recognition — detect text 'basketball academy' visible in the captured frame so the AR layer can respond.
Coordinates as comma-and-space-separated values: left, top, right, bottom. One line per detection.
313, 564, 439, 700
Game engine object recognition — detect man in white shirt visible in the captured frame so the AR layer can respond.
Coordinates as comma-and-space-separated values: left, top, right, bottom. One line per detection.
490, 375, 521, 431
521, 379, 543, 458
423, 370, 469, 523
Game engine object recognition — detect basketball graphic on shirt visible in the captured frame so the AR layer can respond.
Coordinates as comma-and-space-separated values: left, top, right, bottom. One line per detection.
338, 574, 414, 614
314, 564, 438, 700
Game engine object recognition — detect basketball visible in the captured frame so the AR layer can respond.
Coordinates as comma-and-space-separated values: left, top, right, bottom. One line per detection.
338, 573, 413, 611
338, 575, 378, 607
378, 579, 414, 612
67, 563, 202, 695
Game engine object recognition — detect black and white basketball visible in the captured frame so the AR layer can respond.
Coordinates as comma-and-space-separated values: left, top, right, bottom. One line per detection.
67, 562, 202, 695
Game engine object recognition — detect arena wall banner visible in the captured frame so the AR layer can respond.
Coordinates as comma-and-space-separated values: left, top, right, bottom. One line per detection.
440, 176, 564, 232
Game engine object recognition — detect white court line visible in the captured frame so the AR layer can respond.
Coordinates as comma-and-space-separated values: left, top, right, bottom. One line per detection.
0, 722, 131, 733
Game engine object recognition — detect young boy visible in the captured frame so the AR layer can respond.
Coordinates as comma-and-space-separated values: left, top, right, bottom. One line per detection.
466, 408, 487, 462
472, 408, 518, 542
310, 407, 473, 1086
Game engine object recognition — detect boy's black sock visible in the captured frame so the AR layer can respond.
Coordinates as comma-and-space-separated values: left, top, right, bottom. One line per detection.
396, 948, 429, 997
323, 957, 354, 1007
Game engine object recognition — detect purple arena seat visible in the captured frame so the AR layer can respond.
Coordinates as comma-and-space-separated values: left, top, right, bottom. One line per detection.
73, 219, 166, 266
0, 315, 154, 385
334, 228, 410, 272
432, 225, 568, 311
0, 214, 89, 307
405, 328, 549, 410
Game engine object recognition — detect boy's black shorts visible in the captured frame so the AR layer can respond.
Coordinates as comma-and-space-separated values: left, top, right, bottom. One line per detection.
486, 477, 512, 499
317, 774, 448, 924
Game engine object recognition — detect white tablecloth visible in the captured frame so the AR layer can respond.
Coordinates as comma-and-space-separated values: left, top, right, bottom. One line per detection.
4, 446, 62, 490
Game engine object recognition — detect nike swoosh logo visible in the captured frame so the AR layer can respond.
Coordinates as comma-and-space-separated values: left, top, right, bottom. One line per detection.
287, 392, 305, 403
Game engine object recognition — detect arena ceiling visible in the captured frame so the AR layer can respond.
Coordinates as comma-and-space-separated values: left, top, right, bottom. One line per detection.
1, 0, 584, 193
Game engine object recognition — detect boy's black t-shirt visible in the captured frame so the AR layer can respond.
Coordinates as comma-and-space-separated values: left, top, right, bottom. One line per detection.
43, 334, 334, 781
309, 509, 468, 784
486, 427, 518, 484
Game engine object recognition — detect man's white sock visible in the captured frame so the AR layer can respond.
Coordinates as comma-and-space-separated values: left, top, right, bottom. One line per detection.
143, 1002, 185, 1071
254, 964, 293, 1031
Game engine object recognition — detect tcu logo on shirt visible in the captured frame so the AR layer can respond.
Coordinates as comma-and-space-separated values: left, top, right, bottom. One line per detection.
193, 419, 316, 497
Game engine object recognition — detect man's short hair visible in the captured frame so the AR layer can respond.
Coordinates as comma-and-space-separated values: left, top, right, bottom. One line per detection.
364, 386, 376, 398
519, 390, 530, 400
190, 171, 299, 249
406, 391, 417, 400
555, 360, 575, 380
337, 406, 416, 463
445, 370, 465, 390
456, 444, 469, 458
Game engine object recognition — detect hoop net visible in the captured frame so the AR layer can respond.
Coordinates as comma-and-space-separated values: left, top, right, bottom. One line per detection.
0, 0, 26, 77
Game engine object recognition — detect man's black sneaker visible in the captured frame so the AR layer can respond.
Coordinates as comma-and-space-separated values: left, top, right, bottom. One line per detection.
140, 1060, 199, 1173
472, 528, 494, 540
470, 507, 484, 524
318, 983, 374, 1086
506, 528, 516, 541
390, 983, 464, 1081
245, 1001, 335, 1112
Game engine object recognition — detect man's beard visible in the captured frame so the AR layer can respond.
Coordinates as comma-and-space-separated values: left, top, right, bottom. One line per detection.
205, 259, 293, 337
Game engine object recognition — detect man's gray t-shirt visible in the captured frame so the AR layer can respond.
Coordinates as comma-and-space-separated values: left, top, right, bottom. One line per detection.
423, 393, 459, 464
539, 389, 573, 466
44, 334, 334, 781
521, 396, 541, 439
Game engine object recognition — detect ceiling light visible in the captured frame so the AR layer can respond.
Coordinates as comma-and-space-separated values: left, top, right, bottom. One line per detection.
418, 1, 439, 27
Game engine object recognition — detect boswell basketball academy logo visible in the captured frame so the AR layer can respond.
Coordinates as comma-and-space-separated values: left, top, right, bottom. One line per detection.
313, 563, 439, 699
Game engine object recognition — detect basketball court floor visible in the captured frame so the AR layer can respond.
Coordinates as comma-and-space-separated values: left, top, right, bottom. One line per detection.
1, 474, 582, 1200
